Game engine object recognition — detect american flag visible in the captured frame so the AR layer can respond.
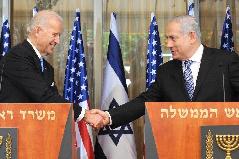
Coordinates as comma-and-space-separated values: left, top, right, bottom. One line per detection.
0, 18, 11, 60
146, 13, 163, 89
220, 6, 234, 52
63, 10, 94, 159
187, 0, 195, 16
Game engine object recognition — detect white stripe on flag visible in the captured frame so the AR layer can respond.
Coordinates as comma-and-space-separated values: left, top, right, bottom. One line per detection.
75, 122, 88, 158
101, 61, 129, 107
110, 14, 119, 42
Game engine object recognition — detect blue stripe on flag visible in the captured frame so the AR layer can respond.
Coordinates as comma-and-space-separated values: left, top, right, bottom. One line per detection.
107, 14, 128, 93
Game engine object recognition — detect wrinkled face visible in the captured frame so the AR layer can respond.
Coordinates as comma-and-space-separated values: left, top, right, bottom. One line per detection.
35, 18, 63, 56
165, 21, 193, 60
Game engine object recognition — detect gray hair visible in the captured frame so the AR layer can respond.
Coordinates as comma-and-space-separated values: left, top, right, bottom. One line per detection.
27, 10, 63, 34
169, 15, 201, 41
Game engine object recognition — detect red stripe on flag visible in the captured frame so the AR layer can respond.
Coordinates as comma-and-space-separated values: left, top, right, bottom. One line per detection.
78, 120, 94, 159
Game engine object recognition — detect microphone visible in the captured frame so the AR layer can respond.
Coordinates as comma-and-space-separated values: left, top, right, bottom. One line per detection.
218, 63, 225, 102
0, 58, 6, 92
222, 72, 225, 102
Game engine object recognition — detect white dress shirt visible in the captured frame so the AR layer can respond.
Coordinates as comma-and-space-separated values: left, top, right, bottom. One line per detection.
27, 38, 42, 59
182, 44, 204, 89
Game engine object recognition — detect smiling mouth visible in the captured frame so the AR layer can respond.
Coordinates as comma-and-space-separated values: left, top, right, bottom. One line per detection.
50, 41, 56, 46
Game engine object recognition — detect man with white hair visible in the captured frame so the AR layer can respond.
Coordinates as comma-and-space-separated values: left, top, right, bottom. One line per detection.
0, 10, 102, 124
91, 15, 239, 128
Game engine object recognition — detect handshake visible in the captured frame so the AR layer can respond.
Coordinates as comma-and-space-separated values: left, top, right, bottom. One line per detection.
83, 109, 111, 129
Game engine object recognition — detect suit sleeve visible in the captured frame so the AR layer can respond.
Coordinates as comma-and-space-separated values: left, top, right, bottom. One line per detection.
109, 68, 162, 128
5, 53, 64, 102
229, 52, 239, 101
4, 49, 82, 120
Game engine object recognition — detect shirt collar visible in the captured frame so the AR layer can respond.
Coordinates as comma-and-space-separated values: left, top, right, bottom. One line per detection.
189, 44, 204, 63
27, 38, 42, 59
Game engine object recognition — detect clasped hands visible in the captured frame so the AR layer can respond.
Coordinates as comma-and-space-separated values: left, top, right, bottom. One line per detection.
83, 109, 110, 129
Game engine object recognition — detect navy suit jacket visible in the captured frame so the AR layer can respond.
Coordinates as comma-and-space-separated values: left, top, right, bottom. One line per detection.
0, 40, 81, 119
109, 46, 239, 127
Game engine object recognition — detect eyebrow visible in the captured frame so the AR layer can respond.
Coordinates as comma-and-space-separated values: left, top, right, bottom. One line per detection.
165, 35, 178, 39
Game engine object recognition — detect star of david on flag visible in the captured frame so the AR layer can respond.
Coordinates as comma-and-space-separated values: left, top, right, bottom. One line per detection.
220, 6, 234, 52
98, 98, 134, 146
0, 18, 11, 60
63, 9, 94, 159
95, 12, 136, 159
146, 12, 163, 89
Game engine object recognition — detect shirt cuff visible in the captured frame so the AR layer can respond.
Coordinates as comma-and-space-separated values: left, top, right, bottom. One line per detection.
76, 108, 86, 122
105, 111, 112, 125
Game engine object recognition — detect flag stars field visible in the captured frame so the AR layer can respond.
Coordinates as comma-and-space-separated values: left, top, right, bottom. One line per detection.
220, 6, 234, 52
0, 18, 11, 59
146, 12, 163, 89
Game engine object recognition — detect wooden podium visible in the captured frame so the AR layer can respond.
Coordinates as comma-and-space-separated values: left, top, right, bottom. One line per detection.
145, 102, 239, 159
0, 103, 75, 159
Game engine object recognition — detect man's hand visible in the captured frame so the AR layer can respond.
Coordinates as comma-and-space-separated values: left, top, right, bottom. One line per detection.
83, 110, 104, 129
89, 109, 110, 126
83, 109, 110, 129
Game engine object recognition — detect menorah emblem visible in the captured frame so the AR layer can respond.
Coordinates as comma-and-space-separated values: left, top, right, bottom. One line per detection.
216, 134, 239, 159
0, 136, 3, 146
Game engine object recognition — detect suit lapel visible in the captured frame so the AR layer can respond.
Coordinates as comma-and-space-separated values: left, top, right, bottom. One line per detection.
170, 60, 190, 100
42, 60, 53, 82
23, 40, 53, 85
192, 47, 216, 100
23, 40, 43, 73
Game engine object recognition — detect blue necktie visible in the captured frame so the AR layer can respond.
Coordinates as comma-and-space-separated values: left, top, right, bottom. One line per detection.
183, 60, 194, 100
40, 57, 44, 72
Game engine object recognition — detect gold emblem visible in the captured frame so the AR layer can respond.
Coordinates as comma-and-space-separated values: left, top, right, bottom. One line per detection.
5, 133, 12, 159
0, 136, 3, 146
206, 130, 214, 159
216, 134, 239, 159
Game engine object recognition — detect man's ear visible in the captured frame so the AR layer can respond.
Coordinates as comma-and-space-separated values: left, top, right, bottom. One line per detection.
189, 31, 197, 44
35, 26, 42, 35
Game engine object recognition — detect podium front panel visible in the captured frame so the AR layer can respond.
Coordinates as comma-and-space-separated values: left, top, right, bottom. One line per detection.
0, 103, 74, 159
145, 102, 239, 159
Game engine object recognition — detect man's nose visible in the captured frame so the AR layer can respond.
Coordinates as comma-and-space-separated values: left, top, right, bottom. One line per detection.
55, 35, 60, 44
166, 39, 173, 48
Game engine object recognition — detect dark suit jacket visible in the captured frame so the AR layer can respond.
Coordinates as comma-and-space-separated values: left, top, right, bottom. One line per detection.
109, 46, 239, 127
0, 40, 81, 119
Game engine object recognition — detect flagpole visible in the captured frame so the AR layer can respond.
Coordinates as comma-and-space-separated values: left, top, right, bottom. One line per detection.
93, 0, 103, 108
2, 0, 11, 26
154, 0, 157, 13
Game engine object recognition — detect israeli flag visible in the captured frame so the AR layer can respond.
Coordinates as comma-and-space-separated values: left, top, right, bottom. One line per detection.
95, 12, 137, 159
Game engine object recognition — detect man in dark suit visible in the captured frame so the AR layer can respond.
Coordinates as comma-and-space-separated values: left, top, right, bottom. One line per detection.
0, 10, 102, 125
90, 15, 239, 128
